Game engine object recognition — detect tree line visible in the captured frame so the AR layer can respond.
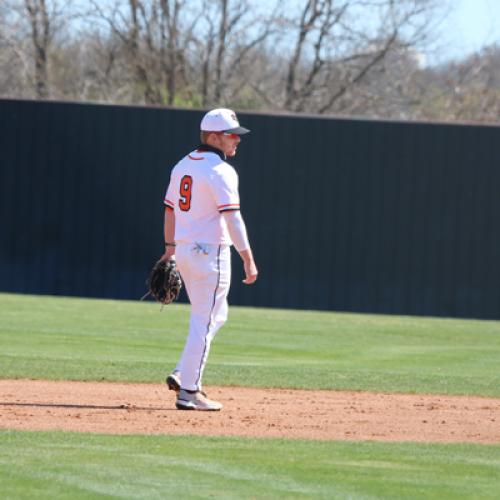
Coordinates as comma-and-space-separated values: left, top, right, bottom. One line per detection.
1, 0, 498, 123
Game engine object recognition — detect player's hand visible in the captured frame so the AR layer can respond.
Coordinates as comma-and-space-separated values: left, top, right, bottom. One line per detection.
243, 260, 258, 285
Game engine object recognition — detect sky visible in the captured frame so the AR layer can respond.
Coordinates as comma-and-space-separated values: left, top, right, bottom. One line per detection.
431, 0, 500, 65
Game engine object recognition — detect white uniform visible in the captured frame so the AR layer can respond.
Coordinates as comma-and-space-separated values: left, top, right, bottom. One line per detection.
164, 145, 240, 391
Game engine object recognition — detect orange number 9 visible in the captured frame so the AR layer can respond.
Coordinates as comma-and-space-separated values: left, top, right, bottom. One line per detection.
179, 175, 193, 211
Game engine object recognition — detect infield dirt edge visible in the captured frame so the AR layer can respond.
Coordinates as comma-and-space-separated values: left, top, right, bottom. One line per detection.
1, 379, 499, 444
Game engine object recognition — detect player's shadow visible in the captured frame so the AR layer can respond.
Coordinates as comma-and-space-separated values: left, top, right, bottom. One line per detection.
0, 402, 174, 411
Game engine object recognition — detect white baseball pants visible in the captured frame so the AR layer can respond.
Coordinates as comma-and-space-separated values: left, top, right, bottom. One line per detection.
174, 242, 231, 391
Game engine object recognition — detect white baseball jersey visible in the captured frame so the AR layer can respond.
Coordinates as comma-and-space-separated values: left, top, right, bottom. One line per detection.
164, 147, 240, 245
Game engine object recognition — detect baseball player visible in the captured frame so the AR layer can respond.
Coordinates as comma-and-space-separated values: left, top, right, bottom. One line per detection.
161, 108, 258, 411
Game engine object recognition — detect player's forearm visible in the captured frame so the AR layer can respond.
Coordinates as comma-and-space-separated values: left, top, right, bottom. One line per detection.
163, 207, 176, 259
222, 210, 257, 284
238, 248, 255, 266
222, 210, 250, 252
164, 207, 175, 244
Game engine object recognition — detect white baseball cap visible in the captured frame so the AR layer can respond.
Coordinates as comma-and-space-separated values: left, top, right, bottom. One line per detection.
200, 108, 250, 135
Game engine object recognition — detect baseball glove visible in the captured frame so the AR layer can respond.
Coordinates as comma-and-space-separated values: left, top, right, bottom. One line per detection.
142, 259, 182, 305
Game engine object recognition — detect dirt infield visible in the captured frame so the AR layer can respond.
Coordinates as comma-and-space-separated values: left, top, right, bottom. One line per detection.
1, 379, 499, 443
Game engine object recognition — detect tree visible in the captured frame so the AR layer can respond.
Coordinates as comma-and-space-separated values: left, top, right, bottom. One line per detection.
259, 0, 447, 115
188, 0, 279, 107
415, 44, 500, 123
87, 0, 199, 105
5, 0, 498, 125
25, 0, 51, 98
0, 0, 73, 99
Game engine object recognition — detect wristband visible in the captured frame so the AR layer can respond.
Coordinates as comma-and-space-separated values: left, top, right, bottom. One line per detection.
165, 242, 176, 247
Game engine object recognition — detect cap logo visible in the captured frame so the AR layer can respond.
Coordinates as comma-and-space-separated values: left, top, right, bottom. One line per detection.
231, 113, 237, 122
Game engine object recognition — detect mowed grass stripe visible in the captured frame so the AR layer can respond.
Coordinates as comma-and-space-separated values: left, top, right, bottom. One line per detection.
0, 292, 499, 396
1, 430, 499, 499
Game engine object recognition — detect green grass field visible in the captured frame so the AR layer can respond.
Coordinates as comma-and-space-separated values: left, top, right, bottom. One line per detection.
1, 431, 499, 499
1, 292, 499, 396
1, 292, 499, 499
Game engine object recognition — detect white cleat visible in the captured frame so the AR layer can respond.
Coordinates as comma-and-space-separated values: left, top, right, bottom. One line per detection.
176, 389, 222, 411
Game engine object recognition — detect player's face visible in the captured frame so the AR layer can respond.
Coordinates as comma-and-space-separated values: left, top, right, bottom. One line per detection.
215, 133, 241, 157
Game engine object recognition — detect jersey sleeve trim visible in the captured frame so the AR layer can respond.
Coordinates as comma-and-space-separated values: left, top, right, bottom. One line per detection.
218, 203, 240, 212
164, 198, 175, 209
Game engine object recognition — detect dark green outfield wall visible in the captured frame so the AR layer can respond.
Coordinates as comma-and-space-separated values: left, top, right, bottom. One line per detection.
1, 98, 499, 318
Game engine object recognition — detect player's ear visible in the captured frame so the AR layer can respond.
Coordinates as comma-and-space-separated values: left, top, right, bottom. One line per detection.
205, 131, 220, 147
201, 131, 211, 143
